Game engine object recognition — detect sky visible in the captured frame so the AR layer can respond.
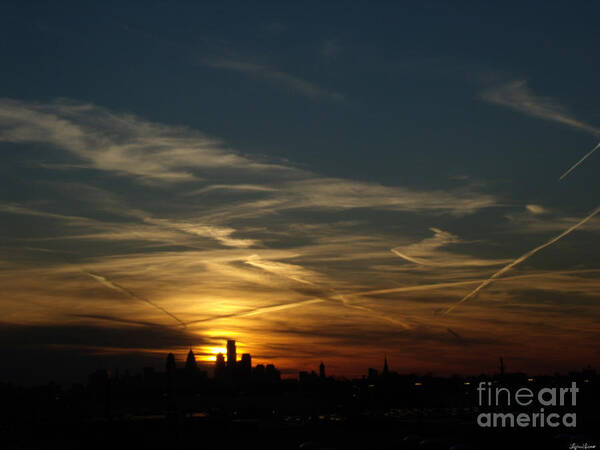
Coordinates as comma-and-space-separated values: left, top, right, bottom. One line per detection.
1, 1, 599, 384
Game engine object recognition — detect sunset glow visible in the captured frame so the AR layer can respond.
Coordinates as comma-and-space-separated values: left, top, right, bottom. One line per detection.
1, 2, 599, 386
200, 346, 228, 362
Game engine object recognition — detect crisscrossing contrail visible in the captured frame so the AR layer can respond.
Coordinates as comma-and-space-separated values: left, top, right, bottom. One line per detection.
84, 272, 187, 327
560, 141, 600, 180
443, 205, 600, 314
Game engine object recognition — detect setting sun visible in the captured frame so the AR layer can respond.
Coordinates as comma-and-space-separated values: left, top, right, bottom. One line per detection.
198, 346, 227, 362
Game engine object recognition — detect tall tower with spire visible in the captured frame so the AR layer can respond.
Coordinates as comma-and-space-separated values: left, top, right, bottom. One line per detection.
319, 362, 325, 379
383, 354, 389, 375
185, 348, 197, 371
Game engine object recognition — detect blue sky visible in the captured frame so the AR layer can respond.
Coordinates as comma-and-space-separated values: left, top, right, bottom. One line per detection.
0, 1, 599, 383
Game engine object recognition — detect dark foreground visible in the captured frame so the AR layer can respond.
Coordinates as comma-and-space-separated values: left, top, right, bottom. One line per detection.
2, 367, 598, 449
2, 408, 598, 450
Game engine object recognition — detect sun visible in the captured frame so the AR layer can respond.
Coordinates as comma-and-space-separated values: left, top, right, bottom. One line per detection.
198, 346, 227, 362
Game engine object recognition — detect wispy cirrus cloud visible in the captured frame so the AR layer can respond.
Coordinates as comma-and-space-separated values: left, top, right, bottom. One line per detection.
506, 205, 600, 233
0, 98, 495, 218
204, 59, 345, 101
187, 184, 277, 195
282, 178, 496, 214
142, 217, 258, 248
6, 97, 597, 374
391, 227, 509, 267
0, 201, 258, 250
525, 204, 550, 215
0, 98, 291, 182
194, 178, 498, 224
320, 39, 341, 58
0, 203, 96, 226
481, 80, 600, 136
481, 81, 600, 178
243, 254, 320, 285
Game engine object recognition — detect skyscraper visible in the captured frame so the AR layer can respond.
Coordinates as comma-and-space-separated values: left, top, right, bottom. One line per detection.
319, 362, 325, 379
215, 352, 226, 379
240, 353, 252, 379
185, 348, 197, 371
241, 353, 251, 367
265, 364, 280, 381
253, 363, 265, 380
166, 353, 176, 374
165, 352, 177, 396
368, 368, 378, 381
227, 340, 236, 368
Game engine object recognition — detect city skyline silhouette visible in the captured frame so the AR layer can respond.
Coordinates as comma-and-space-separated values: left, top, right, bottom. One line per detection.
1, 2, 599, 448
2, 336, 598, 449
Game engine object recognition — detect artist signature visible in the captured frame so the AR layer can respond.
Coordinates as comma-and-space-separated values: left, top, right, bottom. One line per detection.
569, 444, 596, 450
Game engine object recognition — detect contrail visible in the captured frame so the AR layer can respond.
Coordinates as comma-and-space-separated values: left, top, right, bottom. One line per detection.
333, 291, 414, 328
188, 267, 600, 326
84, 272, 187, 327
39, 251, 188, 328
184, 284, 412, 329
352, 269, 600, 296
444, 205, 600, 313
238, 254, 412, 327
70, 313, 166, 328
244, 255, 317, 286
560, 141, 600, 180
239, 298, 323, 316
246, 257, 415, 328
185, 298, 324, 325
390, 248, 432, 266
447, 328, 466, 345
365, 279, 485, 295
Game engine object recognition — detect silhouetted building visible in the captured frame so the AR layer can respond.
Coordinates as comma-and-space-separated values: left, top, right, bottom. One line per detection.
227, 340, 237, 368
383, 355, 389, 375
166, 353, 176, 372
88, 369, 111, 418
299, 370, 319, 383
166, 353, 176, 387
88, 369, 110, 390
319, 362, 325, 379
239, 353, 252, 379
215, 352, 226, 379
165, 353, 177, 413
143, 367, 154, 378
368, 368, 378, 381
265, 364, 281, 382
185, 348, 197, 371
210, 339, 284, 383
182, 348, 206, 388
143, 367, 161, 388
253, 363, 265, 380
582, 364, 596, 379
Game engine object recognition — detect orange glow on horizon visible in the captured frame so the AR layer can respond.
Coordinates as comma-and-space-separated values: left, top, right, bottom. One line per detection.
198, 346, 227, 362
